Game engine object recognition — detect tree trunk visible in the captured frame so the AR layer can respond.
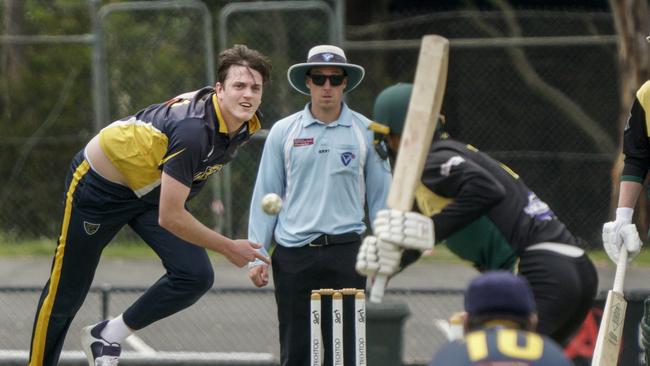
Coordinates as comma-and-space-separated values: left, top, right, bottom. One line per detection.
268, 10, 292, 121
2, 0, 25, 82
608, 0, 650, 234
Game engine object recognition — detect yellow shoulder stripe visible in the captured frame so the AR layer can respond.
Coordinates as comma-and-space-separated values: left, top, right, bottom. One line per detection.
161, 148, 186, 164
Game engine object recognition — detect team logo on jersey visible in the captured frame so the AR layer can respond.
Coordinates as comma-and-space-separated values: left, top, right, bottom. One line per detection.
83, 221, 100, 235
340, 152, 356, 166
294, 138, 314, 147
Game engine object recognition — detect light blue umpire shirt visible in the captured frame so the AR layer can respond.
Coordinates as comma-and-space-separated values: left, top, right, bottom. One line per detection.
248, 103, 392, 265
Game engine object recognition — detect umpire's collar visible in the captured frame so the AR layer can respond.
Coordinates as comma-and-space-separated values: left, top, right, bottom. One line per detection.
301, 103, 352, 128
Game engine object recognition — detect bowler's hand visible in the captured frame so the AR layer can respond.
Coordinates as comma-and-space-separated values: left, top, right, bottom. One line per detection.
225, 240, 270, 268
248, 264, 269, 287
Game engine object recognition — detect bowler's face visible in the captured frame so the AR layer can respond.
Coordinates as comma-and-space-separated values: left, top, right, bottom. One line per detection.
216, 64, 263, 123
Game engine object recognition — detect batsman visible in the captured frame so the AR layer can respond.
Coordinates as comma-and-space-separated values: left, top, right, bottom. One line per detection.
601, 38, 650, 271
356, 83, 600, 345
605, 35, 650, 365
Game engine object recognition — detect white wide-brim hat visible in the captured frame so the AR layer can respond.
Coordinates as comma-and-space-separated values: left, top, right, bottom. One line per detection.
288, 45, 365, 95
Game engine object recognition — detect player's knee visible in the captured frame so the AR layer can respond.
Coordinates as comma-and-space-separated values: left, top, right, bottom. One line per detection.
174, 265, 214, 295
191, 265, 215, 293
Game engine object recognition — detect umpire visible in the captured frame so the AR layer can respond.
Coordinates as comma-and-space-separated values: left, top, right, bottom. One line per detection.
247, 45, 392, 366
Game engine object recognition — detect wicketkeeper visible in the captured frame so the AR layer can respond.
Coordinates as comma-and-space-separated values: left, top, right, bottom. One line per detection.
356, 83, 601, 344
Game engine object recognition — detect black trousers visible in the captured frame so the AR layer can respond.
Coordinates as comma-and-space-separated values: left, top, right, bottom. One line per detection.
28, 151, 214, 366
519, 249, 599, 345
272, 241, 365, 366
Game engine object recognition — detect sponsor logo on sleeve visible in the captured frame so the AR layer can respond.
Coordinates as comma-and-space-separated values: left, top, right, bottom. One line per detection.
194, 164, 224, 181
440, 156, 465, 176
524, 192, 555, 221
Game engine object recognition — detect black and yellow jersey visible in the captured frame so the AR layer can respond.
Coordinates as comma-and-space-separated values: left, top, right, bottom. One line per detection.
415, 139, 579, 269
97, 86, 260, 203
429, 325, 572, 366
622, 80, 650, 186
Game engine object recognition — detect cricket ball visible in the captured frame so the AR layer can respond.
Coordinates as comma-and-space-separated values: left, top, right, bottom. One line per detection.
261, 193, 282, 215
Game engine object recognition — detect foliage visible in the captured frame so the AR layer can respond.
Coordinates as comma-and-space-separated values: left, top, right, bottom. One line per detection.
0, 1, 93, 238
0, 1, 628, 251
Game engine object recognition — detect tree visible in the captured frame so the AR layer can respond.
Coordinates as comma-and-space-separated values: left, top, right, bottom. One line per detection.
1, 0, 25, 120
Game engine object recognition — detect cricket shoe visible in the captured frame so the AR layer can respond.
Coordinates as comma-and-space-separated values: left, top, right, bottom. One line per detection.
81, 320, 121, 366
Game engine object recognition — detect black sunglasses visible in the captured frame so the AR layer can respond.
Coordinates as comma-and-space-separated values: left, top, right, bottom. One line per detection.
308, 73, 346, 86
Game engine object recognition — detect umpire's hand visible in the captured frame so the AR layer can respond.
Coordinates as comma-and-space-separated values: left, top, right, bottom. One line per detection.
249, 264, 269, 287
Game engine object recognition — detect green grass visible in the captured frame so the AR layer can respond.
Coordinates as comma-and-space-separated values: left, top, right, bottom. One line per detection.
419, 245, 650, 268
0, 237, 158, 257
2, 238, 649, 267
0, 237, 234, 260
585, 248, 650, 267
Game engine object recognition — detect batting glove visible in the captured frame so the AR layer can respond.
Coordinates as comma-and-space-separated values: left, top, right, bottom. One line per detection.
373, 209, 435, 251
603, 207, 636, 263
356, 236, 402, 278
603, 221, 642, 263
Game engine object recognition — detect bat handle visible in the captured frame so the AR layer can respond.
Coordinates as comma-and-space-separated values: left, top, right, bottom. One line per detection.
613, 248, 628, 293
370, 274, 387, 303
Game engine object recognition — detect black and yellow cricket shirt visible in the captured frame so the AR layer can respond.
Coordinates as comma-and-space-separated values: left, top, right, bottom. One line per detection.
96, 86, 260, 203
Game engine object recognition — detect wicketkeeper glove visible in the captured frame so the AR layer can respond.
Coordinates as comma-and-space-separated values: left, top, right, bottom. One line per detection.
373, 209, 435, 251
603, 209, 643, 263
356, 236, 402, 278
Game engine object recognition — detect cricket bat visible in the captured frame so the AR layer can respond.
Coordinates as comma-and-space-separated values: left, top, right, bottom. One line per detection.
369, 35, 449, 303
591, 249, 628, 366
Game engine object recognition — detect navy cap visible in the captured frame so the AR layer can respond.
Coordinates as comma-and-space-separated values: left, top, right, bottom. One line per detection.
464, 271, 536, 317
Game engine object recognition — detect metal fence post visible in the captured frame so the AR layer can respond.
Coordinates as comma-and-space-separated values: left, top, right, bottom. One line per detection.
100, 284, 111, 321
89, 0, 108, 132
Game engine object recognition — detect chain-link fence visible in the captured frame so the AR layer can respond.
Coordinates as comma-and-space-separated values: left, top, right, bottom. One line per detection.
0, 286, 463, 365
0, 1, 619, 245
0, 1, 628, 363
